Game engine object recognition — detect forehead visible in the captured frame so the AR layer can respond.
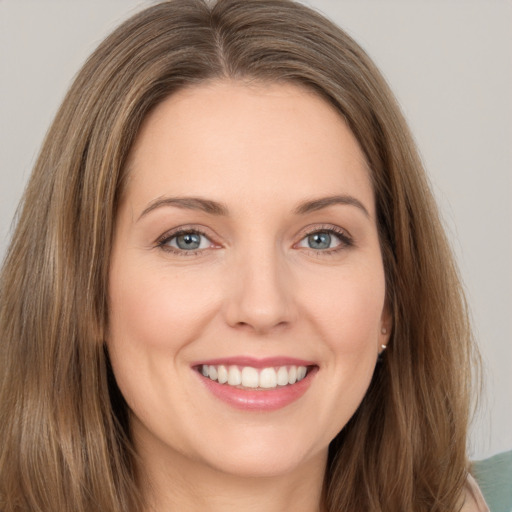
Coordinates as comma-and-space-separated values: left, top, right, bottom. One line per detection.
124, 80, 374, 217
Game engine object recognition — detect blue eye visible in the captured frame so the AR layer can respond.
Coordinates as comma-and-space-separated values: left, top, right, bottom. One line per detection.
307, 232, 333, 250
297, 228, 351, 251
175, 232, 202, 250
161, 230, 212, 252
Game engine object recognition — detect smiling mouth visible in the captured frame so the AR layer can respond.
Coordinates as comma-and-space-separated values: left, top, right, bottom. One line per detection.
197, 364, 312, 390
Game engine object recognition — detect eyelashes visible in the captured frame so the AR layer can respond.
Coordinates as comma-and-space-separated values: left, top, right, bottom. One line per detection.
156, 227, 216, 256
295, 226, 353, 252
159, 229, 213, 252
156, 224, 354, 257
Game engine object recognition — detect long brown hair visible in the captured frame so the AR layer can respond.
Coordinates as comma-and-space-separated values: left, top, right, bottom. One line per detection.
0, 1, 479, 510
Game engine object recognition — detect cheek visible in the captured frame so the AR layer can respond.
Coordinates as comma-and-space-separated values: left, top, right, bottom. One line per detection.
108, 262, 220, 355
287, 262, 387, 444
106, 261, 223, 429
302, 262, 386, 353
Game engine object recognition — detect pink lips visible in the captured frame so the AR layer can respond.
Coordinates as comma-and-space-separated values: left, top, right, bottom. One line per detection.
193, 356, 318, 411
193, 356, 315, 368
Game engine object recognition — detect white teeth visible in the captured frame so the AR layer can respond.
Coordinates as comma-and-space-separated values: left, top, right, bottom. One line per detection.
208, 365, 217, 381
259, 367, 277, 389
217, 365, 228, 384
241, 367, 259, 388
277, 366, 289, 386
228, 365, 242, 386
201, 364, 309, 389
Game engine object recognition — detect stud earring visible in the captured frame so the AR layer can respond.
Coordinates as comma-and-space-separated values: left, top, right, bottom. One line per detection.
378, 344, 388, 358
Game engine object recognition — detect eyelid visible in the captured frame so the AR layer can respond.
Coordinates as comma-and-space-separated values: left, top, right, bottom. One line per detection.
294, 224, 354, 252
154, 223, 354, 256
155, 225, 221, 255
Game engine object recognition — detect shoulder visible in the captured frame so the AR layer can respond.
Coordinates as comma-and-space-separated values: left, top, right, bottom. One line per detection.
460, 474, 490, 512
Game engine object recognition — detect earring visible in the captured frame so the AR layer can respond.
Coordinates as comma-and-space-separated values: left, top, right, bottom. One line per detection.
381, 327, 387, 335
378, 344, 387, 359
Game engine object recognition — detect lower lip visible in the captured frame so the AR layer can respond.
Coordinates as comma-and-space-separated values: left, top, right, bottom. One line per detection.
197, 367, 317, 411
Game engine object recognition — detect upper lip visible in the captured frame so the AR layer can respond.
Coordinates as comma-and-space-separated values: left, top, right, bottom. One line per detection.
191, 356, 317, 369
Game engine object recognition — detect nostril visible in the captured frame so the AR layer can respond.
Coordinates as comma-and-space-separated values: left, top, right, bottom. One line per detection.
233, 318, 291, 334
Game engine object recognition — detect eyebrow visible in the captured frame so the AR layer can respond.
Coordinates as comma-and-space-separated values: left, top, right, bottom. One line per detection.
138, 194, 369, 221
294, 195, 370, 218
138, 196, 229, 220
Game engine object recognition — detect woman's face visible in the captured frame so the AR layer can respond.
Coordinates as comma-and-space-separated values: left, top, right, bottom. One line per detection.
108, 81, 390, 479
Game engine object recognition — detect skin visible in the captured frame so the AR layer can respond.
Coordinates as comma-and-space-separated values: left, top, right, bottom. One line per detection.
107, 80, 391, 512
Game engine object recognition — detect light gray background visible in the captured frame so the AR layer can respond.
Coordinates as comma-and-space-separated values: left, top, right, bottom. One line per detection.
1, 0, 510, 460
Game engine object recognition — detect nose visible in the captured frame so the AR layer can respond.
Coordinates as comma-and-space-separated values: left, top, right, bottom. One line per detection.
223, 247, 296, 334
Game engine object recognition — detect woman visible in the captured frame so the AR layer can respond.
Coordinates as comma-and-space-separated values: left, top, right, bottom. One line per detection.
0, 0, 486, 510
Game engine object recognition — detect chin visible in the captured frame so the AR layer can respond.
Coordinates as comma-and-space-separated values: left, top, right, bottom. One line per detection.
192, 426, 328, 479
207, 447, 321, 479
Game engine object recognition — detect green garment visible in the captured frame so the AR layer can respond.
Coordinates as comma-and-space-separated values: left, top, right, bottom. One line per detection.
472, 450, 512, 512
